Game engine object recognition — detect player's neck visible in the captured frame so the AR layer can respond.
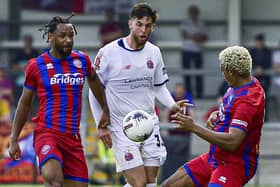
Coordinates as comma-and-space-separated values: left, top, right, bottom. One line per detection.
233, 76, 252, 88
49, 49, 67, 59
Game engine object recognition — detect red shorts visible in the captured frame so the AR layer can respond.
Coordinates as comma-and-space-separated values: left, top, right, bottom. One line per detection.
184, 153, 252, 187
34, 128, 88, 183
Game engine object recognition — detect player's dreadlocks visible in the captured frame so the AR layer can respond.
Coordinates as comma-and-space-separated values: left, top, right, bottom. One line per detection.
38, 13, 77, 42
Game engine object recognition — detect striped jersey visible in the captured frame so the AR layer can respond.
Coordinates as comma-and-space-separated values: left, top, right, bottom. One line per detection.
209, 77, 265, 177
24, 50, 93, 135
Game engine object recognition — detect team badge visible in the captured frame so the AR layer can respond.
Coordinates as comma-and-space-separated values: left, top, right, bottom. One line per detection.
41, 145, 51, 155
124, 152, 134, 161
147, 59, 154, 69
94, 52, 103, 70
73, 59, 82, 68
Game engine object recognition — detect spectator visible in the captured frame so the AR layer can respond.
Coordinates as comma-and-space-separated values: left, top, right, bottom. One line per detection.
12, 34, 39, 102
250, 33, 272, 121
180, 5, 207, 98
0, 68, 13, 105
271, 41, 280, 115
160, 83, 194, 182
250, 33, 272, 93
99, 7, 123, 46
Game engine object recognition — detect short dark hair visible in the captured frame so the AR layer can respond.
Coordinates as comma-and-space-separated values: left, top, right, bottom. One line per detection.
255, 33, 265, 41
129, 3, 157, 23
38, 13, 77, 42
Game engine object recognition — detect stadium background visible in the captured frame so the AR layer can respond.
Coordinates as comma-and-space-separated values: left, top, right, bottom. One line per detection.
0, 0, 279, 186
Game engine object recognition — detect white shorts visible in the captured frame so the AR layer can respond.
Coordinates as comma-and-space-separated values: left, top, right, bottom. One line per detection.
111, 125, 167, 172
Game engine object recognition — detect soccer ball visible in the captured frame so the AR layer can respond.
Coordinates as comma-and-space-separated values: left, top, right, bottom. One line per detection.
122, 110, 154, 142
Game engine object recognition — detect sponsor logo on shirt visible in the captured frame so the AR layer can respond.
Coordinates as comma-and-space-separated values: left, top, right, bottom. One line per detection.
50, 73, 84, 85
123, 76, 153, 89
124, 64, 131, 70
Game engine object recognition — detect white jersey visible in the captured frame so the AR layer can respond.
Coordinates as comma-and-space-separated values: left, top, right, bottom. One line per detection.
93, 38, 168, 132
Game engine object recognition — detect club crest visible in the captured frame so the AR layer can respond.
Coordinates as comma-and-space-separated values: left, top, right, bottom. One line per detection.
147, 59, 154, 69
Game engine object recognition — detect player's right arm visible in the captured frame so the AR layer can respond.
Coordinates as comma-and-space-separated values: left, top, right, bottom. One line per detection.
9, 58, 37, 160
9, 88, 35, 160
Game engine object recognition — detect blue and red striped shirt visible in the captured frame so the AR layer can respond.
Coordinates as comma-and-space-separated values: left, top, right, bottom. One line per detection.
209, 77, 265, 177
24, 50, 93, 135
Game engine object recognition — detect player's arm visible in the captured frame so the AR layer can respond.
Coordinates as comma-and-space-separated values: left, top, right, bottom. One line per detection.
171, 112, 246, 152
87, 70, 112, 148
154, 84, 190, 112
9, 88, 35, 160
87, 70, 110, 127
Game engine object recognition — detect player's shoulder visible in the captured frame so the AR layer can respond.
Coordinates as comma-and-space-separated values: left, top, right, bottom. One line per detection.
235, 78, 265, 106
25, 56, 39, 70
72, 50, 90, 58
101, 39, 120, 52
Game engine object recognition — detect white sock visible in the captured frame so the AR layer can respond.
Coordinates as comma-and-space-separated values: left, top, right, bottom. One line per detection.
123, 183, 132, 187
147, 183, 157, 187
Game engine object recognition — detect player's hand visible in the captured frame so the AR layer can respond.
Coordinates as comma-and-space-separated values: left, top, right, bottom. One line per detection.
8, 140, 21, 160
170, 112, 194, 131
98, 127, 112, 148
98, 112, 112, 148
171, 99, 193, 114
206, 111, 219, 130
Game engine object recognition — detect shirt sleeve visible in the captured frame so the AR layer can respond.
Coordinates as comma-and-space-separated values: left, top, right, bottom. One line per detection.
154, 48, 168, 86
84, 53, 93, 77
93, 49, 110, 85
24, 58, 38, 91
230, 100, 255, 133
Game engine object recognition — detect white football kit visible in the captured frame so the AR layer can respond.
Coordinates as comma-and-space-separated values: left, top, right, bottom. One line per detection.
89, 38, 175, 172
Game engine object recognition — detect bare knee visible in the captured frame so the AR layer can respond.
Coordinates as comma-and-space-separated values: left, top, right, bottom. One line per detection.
128, 177, 147, 187
161, 179, 171, 187
41, 159, 64, 187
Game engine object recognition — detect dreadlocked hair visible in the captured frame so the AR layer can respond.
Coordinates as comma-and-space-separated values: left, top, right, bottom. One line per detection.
38, 13, 77, 42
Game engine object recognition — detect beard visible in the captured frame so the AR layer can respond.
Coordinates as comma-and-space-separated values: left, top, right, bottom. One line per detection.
58, 47, 72, 57
132, 34, 147, 48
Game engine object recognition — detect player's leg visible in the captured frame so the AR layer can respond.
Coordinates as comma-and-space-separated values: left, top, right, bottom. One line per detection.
34, 129, 64, 187
64, 179, 88, 187
160, 166, 194, 187
141, 127, 166, 186
62, 134, 89, 187
41, 159, 64, 187
209, 162, 245, 187
145, 166, 159, 186
111, 131, 147, 187
123, 165, 147, 187
161, 153, 212, 187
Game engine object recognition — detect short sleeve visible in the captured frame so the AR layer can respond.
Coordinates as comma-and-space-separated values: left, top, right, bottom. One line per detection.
230, 101, 255, 133
154, 48, 168, 86
93, 50, 109, 85
84, 53, 93, 77
24, 58, 38, 91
